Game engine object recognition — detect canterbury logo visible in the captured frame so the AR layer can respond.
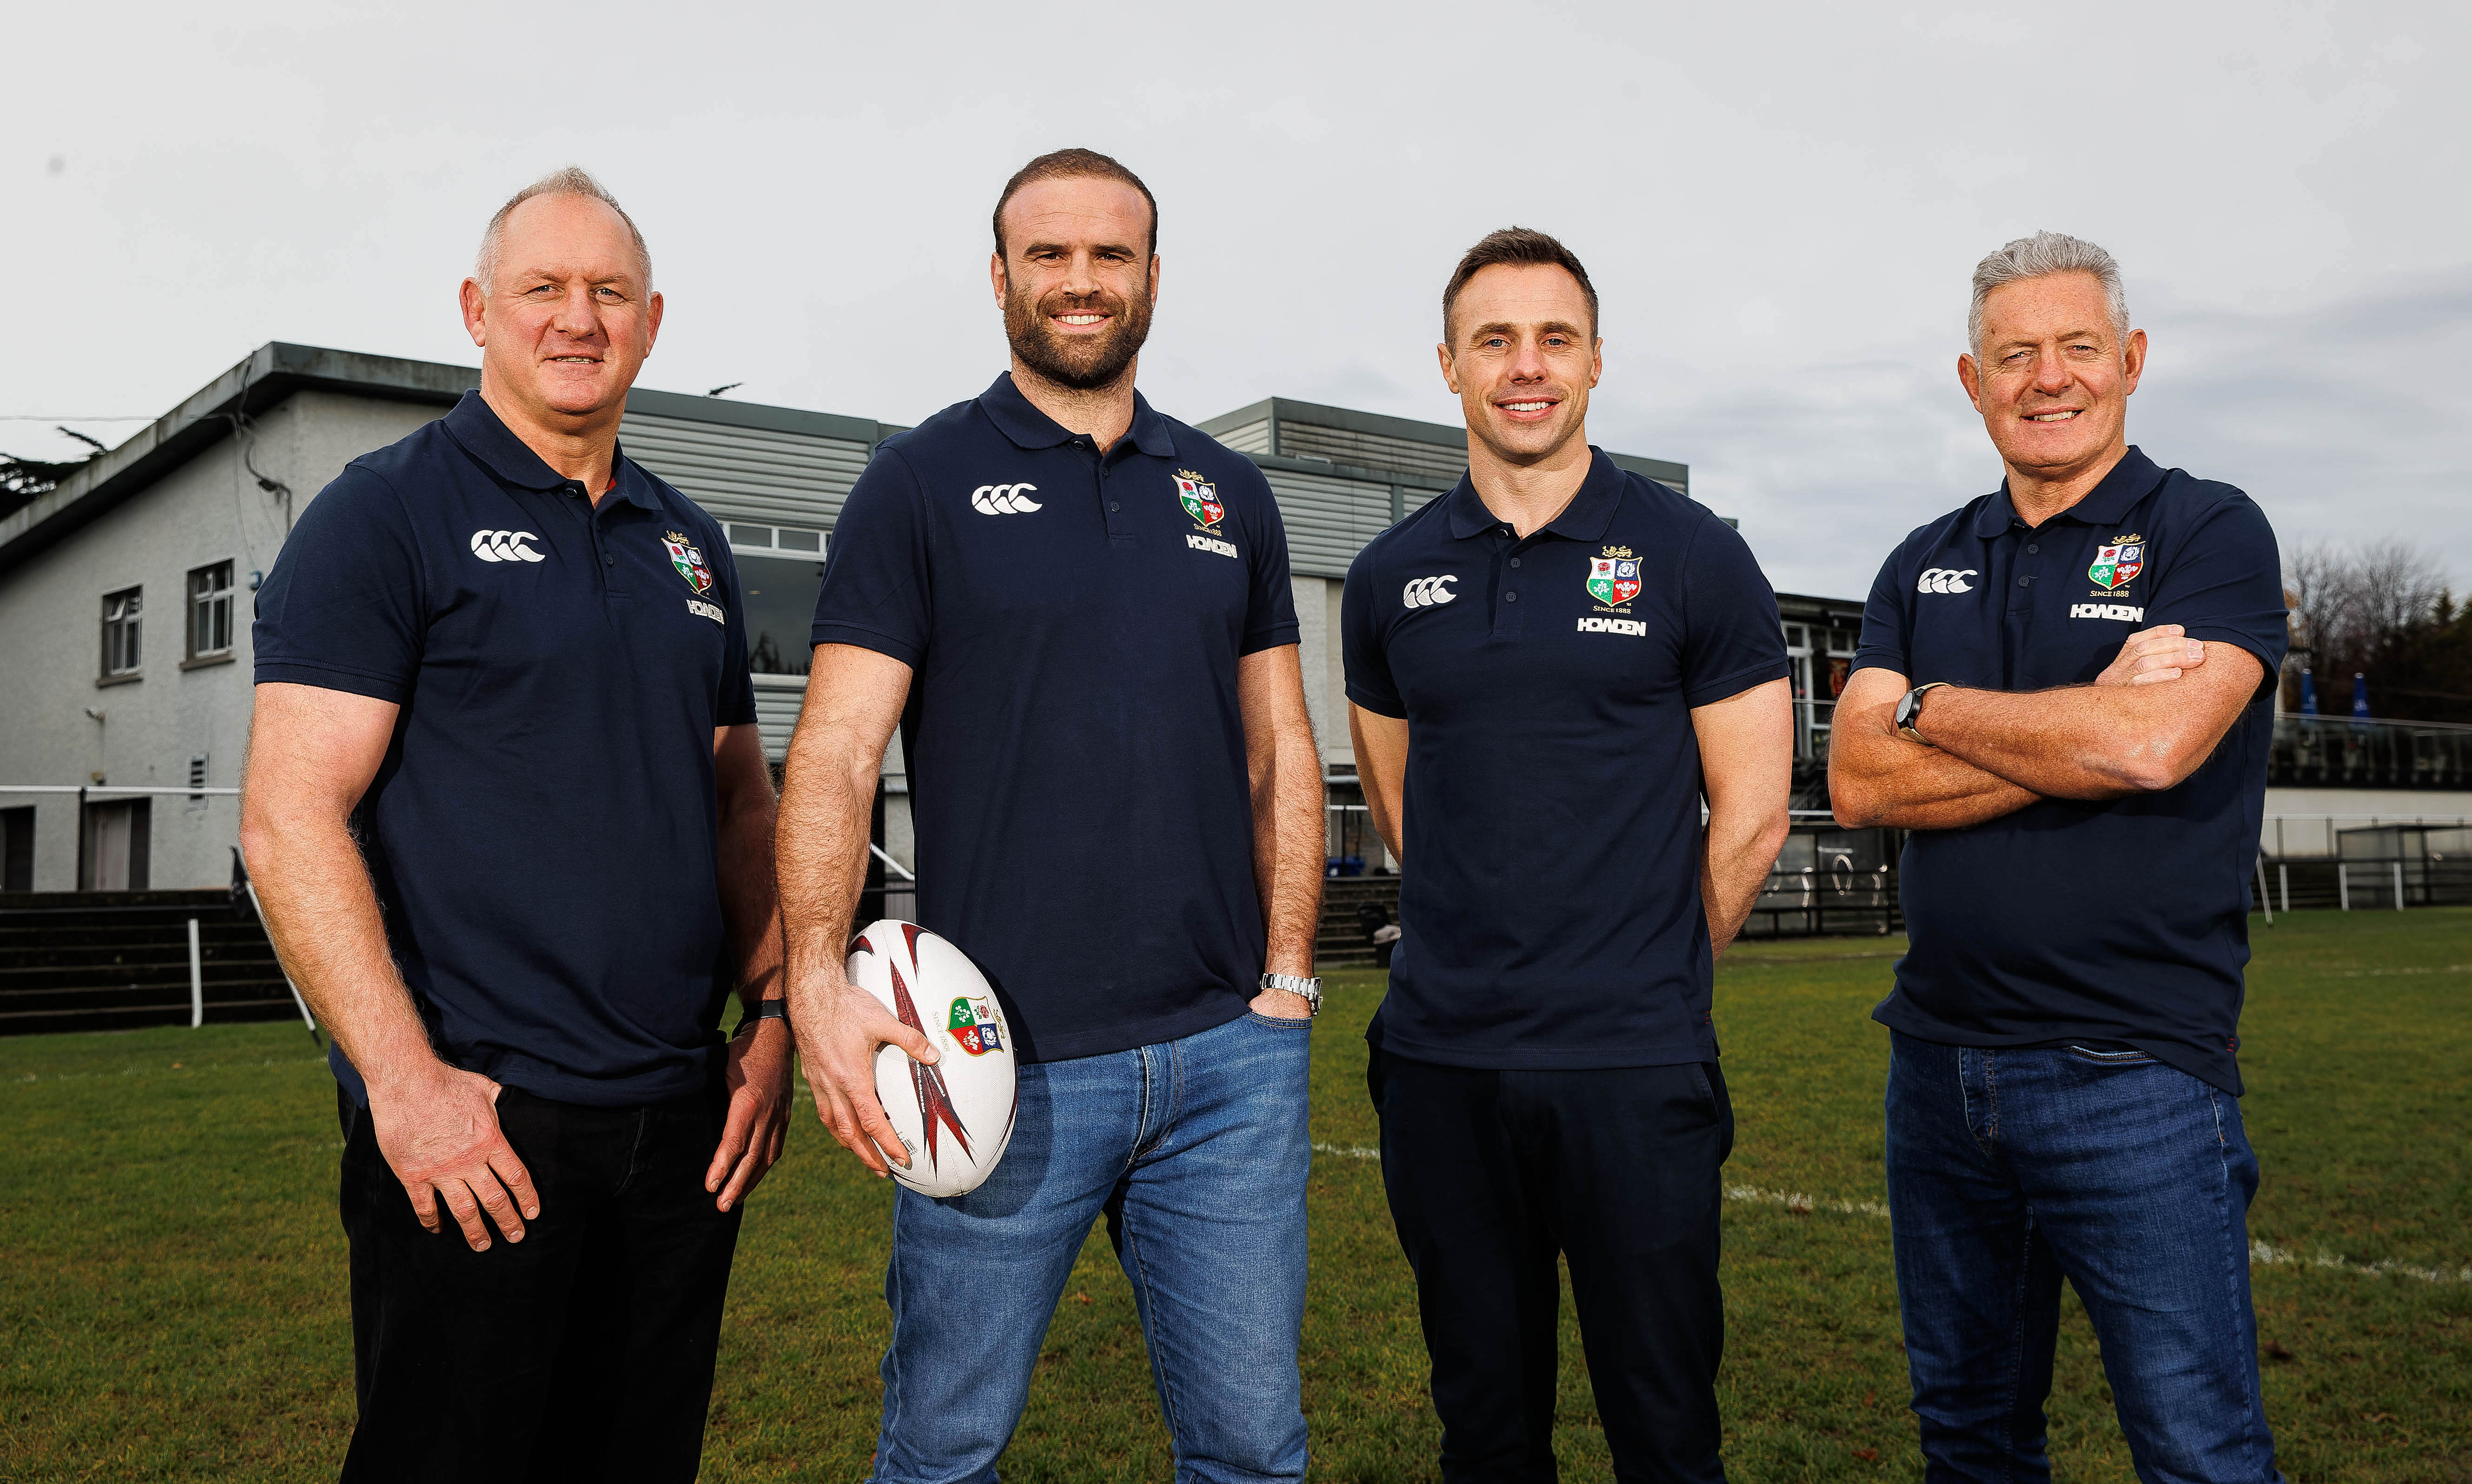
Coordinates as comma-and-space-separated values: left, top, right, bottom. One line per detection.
1402, 575, 1459, 609
970, 482, 1042, 515
1917, 567, 1977, 594
470, 530, 545, 563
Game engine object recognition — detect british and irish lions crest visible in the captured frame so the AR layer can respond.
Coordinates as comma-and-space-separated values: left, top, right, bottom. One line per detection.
1173, 470, 1225, 531
1586, 546, 1642, 609
2088, 533, 2145, 592
661, 530, 714, 595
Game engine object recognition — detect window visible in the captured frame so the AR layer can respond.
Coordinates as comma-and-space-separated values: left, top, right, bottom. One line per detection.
726, 523, 826, 557
101, 587, 143, 678
188, 561, 234, 661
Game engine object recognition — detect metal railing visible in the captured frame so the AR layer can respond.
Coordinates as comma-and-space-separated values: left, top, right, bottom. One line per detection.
2269, 715, 2472, 790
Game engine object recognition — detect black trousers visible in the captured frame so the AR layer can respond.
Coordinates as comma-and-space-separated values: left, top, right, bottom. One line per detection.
337, 1083, 742, 1483
1369, 1048, 1734, 1484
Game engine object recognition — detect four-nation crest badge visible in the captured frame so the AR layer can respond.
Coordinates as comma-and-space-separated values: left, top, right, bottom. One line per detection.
2088, 534, 2145, 591
662, 530, 715, 595
946, 996, 1004, 1057
1586, 546, 1643, 609
1173, 470, 1225, 531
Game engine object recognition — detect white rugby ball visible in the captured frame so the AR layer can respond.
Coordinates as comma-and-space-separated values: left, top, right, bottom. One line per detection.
845, 919, 1018, 1198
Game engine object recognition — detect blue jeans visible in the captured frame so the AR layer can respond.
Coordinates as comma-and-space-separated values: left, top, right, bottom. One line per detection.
1885, 1032, 2283, 1484
872, 1009, 1312, 1484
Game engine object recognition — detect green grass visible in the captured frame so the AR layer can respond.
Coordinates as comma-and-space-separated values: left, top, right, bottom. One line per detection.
3, 909, 2467, 1480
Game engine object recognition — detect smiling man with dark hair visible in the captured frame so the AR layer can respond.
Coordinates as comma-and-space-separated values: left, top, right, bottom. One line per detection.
1345, 227, 1792, 1482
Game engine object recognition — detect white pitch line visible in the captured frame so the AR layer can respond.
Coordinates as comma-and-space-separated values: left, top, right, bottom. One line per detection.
1311, 1143, 2465, 1285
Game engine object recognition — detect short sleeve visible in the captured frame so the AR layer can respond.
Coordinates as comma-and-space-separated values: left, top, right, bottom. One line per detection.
1240, 473, 1302, 656
252, 464, 426, 702
1850, 542, 1917, 679
1679, 516, 1789, 708
811, 448, 932, 667
1341, 546, 1404, 719
705, 536, 758, 727
2146, 492, 2287, 700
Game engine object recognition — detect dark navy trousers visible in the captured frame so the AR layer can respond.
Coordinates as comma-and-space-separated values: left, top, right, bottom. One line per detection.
1369, 1048, 1734, 1484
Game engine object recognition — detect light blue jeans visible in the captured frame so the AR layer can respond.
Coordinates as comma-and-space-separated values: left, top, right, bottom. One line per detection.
871, 1008, 1313, 1484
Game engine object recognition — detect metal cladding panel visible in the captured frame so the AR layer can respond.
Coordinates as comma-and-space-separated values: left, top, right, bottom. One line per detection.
1212, 417, 1272, 457
1277, 419, 1467, 482
748, 676, 907, 788
618, 412, 872, 530
1264, 468, 1400, 579
751, 676, 806, 761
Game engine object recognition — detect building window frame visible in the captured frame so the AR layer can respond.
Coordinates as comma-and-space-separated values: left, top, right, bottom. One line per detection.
100, 585, 144, 682
186, 560, 236, 666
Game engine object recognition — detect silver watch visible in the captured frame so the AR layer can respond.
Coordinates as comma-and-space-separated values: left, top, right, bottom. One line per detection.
1260, 973, 1323, 1017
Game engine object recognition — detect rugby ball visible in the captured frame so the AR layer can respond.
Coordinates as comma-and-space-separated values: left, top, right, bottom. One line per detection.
845, 920, 1018, 1198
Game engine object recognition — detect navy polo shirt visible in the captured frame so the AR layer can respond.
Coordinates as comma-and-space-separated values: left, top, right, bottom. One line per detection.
810, 373, 1300, 1063
1853, 446, 2287, 1094
254, 391, 758, 1108
1341, 450, 1788, 1069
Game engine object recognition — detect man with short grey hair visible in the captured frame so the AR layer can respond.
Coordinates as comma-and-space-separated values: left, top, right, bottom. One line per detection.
1831, 231, 2287, 1480
245, 166, 790, 1479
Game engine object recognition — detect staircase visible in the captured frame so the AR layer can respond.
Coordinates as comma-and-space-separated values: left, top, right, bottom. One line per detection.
1316, 874, 1402, 970
0, 889, 301, 1036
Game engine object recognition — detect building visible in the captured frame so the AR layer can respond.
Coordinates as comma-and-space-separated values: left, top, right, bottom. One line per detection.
2, 345, 1693, 891
10, 343, 2465, 896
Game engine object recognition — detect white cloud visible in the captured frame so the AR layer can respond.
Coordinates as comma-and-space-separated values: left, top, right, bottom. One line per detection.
4, 0, 2465, 597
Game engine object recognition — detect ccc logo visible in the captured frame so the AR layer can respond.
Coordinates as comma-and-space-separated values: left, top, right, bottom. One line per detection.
970, 482, 1042, 515
470, 529, 545, 563
1916, 567, 1977, 594
1402, 575, 1459, 609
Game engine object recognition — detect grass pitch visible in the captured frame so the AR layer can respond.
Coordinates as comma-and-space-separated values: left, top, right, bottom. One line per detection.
2, 908, 2466, 1480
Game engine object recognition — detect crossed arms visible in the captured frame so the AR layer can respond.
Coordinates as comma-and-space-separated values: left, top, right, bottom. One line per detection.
1827, 625, 2266, 831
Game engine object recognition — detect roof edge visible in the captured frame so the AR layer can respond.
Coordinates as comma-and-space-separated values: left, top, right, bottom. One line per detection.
0, 343, 888, 575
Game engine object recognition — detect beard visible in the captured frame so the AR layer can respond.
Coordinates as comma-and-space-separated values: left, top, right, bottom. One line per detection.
1003, 275, 1153, 391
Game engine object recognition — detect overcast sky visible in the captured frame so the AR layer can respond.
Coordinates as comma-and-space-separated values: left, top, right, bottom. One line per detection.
8, 0, 2465, 600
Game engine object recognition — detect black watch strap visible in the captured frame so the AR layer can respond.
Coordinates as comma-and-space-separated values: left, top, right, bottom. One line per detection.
732, 999, 788, 1038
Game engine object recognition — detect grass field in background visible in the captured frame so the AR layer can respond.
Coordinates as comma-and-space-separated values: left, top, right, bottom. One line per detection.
3, 908, 2466, 1480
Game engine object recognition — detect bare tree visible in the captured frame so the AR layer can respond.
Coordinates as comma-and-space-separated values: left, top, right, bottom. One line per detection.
2282, 538, 2456, 715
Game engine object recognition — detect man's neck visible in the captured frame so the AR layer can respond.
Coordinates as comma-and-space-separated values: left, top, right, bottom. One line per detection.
1467, 426, 1593, 537
2003, 437, 2129, 529
1009, 360, 1138, 452
479, 380, 623, 501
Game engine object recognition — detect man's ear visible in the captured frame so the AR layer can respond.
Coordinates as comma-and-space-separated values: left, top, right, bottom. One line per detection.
989, 252, 1007, 307
2121, 328, 2147, 396
1436, 342, 1460, 396
1956, 353, 1984, 412
460, 278, 488, 348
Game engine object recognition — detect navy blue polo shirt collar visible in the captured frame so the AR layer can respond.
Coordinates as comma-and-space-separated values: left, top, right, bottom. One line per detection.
975, 371, 1176, 458
1973, 444, 2164, 537
440, 390, 661, 511
1445, 447, 1625, 542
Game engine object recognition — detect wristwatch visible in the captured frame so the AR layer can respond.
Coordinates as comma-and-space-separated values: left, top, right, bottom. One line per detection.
1895, 682, 1951, 746
732, 998, 788, 1038
1260, 973, 1323, 1017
